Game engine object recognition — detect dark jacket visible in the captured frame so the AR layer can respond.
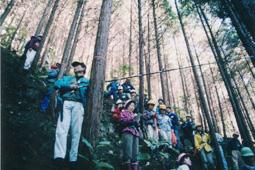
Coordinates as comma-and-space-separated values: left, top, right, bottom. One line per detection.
28, 36, 41, 51
122, 82, 135, 93
181, 121, 194, 135
107, 81, 120, 91
227, 138, 243, 155
167, 112, 179, 130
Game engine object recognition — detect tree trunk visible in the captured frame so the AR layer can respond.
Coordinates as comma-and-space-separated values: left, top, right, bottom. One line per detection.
57, 0, 84, 79
152, 0, 167, 102
0, 0, 16, 26
227, 63, 255, 139
65, 0, 87, 75
196, 3, 255, 152
138, 0, 144, 115
8, 8, 27, 50
221, 0, 255, 67
175, 1, 225, 169
168, 71, 177, 112
162, 37, 171, 106
209, 63, 226, 140
81, 0, 112, 155
129, 0, 132, 79
31, 0, 60, 71
35, 0, 53, 36
146, 8, 152, 99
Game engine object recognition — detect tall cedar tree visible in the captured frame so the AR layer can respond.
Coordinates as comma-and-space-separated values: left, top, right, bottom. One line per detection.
31, 0, 60, 71
35, 0, 53, 36
65, 0, 87, 75
57, 0, 84, 79
0, 0, 16, 26
196, 2, 255, 152
175, 1, 225, 169
80, 0, 113, 168
152, 0, 167, 102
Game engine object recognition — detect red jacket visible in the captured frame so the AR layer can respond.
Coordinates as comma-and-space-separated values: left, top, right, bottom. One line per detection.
112, 107, 122, 120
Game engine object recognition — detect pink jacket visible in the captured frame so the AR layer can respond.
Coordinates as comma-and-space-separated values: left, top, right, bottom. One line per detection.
119, 110, 140, 137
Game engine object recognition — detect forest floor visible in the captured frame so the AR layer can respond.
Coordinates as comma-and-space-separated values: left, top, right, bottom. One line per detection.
1, 47, 234, 170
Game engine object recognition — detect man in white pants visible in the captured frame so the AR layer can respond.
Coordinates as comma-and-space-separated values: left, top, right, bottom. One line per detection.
54, 61, 89, 169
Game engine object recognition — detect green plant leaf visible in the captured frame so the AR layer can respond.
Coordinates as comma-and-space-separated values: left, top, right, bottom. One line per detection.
82, 137, 94, 151
138, 153, 151, 160
95, 162, 114, 169
78, 154, 89, 161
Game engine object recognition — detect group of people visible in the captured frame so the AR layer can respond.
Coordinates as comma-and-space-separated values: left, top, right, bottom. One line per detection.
105, 78, 255, 170
23, 49, 254, 170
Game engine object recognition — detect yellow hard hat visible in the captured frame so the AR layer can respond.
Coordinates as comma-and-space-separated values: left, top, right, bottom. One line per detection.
159, 105, 167, 110
147, 100, 156, 105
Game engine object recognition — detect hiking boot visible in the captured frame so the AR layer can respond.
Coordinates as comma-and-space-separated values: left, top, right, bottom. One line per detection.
123, 162, 131, 170
131, 162, 139, 170
54, 157, 65, 168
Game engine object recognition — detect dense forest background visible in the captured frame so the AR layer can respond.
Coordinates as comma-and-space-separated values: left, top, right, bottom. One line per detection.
1, 0, 255, 169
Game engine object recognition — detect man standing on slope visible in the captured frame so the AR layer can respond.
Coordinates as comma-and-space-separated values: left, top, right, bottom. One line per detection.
53, 61, 89, 170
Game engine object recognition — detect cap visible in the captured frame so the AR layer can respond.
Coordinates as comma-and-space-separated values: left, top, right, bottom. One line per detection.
124, 100, 136, 108
166, 106, 171, 109
233, 131, 240, 136
51, 65, 57, 69
177, 153, 190, 164
186, 114, 192, 118
72, 61, 86, 68
158, 98, 164, 102
118, 86, 123, 90
241, 147, 254, 157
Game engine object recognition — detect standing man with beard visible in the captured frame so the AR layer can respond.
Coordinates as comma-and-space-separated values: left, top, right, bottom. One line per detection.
53, 61, 89, 170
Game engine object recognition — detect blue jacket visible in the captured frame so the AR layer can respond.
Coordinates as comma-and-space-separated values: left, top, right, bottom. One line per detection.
181, 121, 194, 135
158, 114, 172, 131
167, 112, 179, 130
107, 81, 120, 91
227, 138, 243, 155
55, 76, 89, 107
122, 82, 135, 93
143, 109, 158, 126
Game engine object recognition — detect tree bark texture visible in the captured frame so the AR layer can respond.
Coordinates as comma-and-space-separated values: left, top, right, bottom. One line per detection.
138, 0, 144, 114
82, 0, 112, 148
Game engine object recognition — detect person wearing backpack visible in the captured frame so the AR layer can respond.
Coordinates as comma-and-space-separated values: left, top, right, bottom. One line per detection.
227, 131, 245, 170
116, 86, 130, 103
23, 35, 42, 71
40, 64, 59, 112
119, 100, 140, 170
176, 153, 192, 170
158, 105, 173, 148
105, 77, 120, 102
112, 99, 124, 121
194, 124, 215, 170
166, 106, 180, 150
53, 61, 89, 170
180, 114, 195, 150
143, 100, 159, 141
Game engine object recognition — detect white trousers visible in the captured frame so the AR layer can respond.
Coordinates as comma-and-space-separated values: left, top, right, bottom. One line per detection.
54, 101, 84, 162
159, 130, 172, 148
24, 49, 36, 70
147, 124, 158, 141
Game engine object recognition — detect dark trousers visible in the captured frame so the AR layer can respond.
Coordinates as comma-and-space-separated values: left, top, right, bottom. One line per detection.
122, 132, 139, 163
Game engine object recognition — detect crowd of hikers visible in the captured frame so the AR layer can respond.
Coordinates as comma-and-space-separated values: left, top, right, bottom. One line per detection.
20, 35, 255, 170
